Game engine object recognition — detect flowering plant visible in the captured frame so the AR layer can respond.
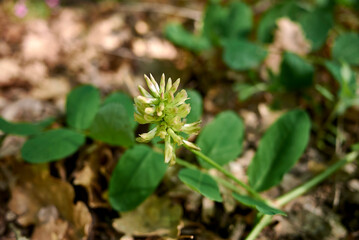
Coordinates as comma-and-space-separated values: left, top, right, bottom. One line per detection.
134, 74, 201, 164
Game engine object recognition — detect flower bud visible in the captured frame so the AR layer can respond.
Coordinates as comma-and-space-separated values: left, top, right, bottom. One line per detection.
165, 135, 176, 164
160, 73, 166, 94
169, 78, 180, 95
173, 89, 188, 106
183, 140, 201, 151
167, 128, 183, 145
138, 85, 152, 98
144, 114, 160, 122
145, 107, 155, 115
150, 74, 160, 93
181, 121, 201, 135
166, 78, 172, 93
137, 96, 158, 105
144, 74, 159, 97
134, 112, 148, 124
137, 126, 158, 142
134, 74, 202, 165
177, 104, 191, 118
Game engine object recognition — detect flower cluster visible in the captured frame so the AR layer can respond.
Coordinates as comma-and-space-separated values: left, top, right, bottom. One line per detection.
134, 74, 201, 165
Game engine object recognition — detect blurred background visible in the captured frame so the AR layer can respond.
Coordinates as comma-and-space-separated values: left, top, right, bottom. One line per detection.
1, 0, 359, 239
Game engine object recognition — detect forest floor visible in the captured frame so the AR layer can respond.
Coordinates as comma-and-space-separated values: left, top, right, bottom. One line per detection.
0, 1, 359, 240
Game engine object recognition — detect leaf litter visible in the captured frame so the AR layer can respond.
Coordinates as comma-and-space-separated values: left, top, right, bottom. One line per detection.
0, 1, 358, 239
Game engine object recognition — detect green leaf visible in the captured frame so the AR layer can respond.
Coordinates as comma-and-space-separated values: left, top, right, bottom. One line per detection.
332, 33, 359, 66
325, 61, 342, 84
108, 145, 167, 211
178, 168, 222, 202
223, 39, 267, 71
232, 193, 286, 216
202, 2, 229, 45
196, 111, 244, 168
257, 1, 305, 43
88, 103, 134, 147
278, 52, 314, 90
66, 85, 100, 130
21, 129, 85, 163
103, 92, 137, 129
235, 83, 267, 101
165, 23, 211, 52
315, 84, 334, 102
299, 8, 333, 51
225, 1, 253, 38
248, 109, 311, 192
203, 1, 252, 44
186, 89, 203, 123
325, 61, 357, 114
0, 117, 54, 136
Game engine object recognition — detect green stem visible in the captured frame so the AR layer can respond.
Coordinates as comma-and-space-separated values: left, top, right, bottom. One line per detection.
175, 158, 197, 170
317, 102, 339, 149
276, 151, 357, 206
245, 151, 358, 240
245, 215, 273, 240
211, 175, 245, 195
176, 158, 245, 195
185, 147, 263, 200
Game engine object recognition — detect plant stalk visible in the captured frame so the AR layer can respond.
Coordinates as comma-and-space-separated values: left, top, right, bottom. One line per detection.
276, 151, 357, 206
245, 215, 273, 240
185, 147, 263, 200
245, 151, 358, 240
176, 158, 245, 195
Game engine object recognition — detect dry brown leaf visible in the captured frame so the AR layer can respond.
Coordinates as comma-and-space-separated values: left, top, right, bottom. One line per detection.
273, 18, 311, 55
0, 41, 11, 56
258, 103, 283, 130
262, 18, 311, 77
67, 202, 92, 240
201, 197, 215, 224
0, 136, 26, 158
32, 206, 67, 240
274, 205, 347, 239
31, 218, 68, 240
1, 98, 58, 122
0, 58, 20, 85
135, 20, 149, 35
87, 15, 129, 51
51, 9, 85, 53
112, 195, 182, 237
132, 37, 177, 60
8, 164, 75, 226
22, 62, 48, 85
31, 77, 70, 101
7, 163, 92, 240
73, 160, 108, 208
22, 20, 60, 64
67, 47, 98, 72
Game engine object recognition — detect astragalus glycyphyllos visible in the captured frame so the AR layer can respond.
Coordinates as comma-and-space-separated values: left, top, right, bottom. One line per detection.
134, 74, 201, 165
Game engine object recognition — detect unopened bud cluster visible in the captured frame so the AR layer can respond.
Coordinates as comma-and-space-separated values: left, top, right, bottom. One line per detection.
135, 74, 201, 165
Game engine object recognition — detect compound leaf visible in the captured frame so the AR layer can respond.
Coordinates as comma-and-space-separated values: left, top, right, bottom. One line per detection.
21, 128, 85, 163
232, 193, 286, 215
88, 103, 134, 147
178, 168, 222, 202
248, 109, 311, 192
0, 117, 54, 136
196, 111, 244, 168
66, 85, 100, 130
109, 145, 167, 211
